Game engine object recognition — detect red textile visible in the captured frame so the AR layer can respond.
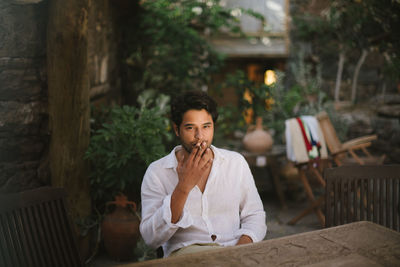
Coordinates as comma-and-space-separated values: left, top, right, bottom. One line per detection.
296, 117, 312, 151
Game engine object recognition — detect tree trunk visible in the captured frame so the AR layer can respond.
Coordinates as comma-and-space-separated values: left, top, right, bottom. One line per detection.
47, 0, 91, 224
351, 49, 368, 104
334, 51, 345, 102
380, 52, 392, 103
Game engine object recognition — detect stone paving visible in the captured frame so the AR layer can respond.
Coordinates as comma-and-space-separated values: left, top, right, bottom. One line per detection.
262, 195, 322, 240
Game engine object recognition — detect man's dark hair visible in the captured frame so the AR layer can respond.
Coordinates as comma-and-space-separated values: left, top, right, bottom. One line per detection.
171, 90, 218, 127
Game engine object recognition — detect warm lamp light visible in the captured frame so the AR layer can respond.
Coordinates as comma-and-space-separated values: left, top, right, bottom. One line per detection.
264, 70, 276, 85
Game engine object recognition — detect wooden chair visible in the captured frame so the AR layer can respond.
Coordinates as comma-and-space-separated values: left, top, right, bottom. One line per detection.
316, 111, 385, 166
325, 165, 400, 231
0, 187, 83, 267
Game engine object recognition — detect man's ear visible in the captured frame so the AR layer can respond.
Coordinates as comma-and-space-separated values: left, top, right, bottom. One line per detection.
173, 123, 179, 137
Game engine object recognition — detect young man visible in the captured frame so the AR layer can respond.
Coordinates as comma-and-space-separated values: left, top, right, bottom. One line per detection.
140, 91, 266, 257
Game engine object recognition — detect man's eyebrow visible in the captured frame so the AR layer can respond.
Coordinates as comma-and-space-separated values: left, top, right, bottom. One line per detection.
182, 121, 213, 127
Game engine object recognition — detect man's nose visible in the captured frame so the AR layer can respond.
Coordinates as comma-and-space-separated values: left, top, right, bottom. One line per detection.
195, 129, 203, 139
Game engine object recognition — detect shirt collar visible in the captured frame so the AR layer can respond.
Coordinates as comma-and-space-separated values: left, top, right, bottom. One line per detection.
162, 145, 225, 169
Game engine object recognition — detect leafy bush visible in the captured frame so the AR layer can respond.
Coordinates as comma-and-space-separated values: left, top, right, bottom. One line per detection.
125, 0, 264, 100
222, 70, 274, 121
86, 91, 172, 211
213, 104, 247, 148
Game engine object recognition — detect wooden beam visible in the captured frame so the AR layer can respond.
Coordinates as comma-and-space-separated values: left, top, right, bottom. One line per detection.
47, 0, 91, 222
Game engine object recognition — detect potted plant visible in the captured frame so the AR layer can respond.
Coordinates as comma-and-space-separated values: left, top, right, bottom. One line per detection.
85, 90, 172, 260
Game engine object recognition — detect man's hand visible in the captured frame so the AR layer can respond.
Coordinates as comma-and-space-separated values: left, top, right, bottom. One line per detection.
171, 142, 213, 223
175, 141, 213, 194
236, 235, 253, 245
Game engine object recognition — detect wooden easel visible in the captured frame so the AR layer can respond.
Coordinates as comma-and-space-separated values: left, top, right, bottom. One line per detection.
288, 159, 330, 227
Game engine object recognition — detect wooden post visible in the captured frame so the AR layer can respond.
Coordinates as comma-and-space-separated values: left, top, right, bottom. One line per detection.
47, 0, 91, 228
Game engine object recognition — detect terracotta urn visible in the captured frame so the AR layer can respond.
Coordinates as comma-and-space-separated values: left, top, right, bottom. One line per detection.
243, 117, 273, 153
102, 194, 140, 261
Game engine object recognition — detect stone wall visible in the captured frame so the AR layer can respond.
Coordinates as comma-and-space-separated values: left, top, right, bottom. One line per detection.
0, 0, 123, 193
0, 1, 49, 192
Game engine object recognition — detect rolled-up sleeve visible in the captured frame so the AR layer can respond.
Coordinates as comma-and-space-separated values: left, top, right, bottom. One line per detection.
139, 167, 193, 249
234, 158, 267, 242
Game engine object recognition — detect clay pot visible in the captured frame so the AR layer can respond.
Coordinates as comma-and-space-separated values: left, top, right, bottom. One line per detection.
102, 194, 140, 261
243, 117, 273, 153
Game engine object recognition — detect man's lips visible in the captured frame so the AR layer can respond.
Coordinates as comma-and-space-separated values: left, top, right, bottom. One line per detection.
192, 141, 207, 147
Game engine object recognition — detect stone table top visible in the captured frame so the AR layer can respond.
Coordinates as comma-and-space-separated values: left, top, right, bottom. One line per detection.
115, 221, 400, 267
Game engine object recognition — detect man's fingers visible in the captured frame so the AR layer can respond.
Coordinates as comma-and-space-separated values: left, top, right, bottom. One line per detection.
187, 144, 199, 163
201, 157, 213, 171
199, 147, 212, 168
202, 146, 212, 160
192, 142, 204, 164
199, 141, 209, 157
177, 153, 184, 168
196, 141, 208, 158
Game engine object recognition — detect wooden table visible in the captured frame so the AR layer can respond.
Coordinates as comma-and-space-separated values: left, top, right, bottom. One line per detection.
241, 145, 287, 209
116, 221, 400, 267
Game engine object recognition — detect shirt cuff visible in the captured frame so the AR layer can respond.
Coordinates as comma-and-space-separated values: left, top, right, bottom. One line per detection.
162, 194, 193, 229
234, 229, 259, 243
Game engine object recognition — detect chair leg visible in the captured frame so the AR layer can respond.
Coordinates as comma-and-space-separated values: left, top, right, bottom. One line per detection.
334, 156, 342, 166
311, 168, 326, 187
288, 168, 325, 227
288, 196, 325, 227
361, 147, 372, 158
349, 149, 365, 165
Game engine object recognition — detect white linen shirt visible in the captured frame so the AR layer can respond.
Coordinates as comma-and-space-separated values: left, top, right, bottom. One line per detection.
139, 145, 267, 257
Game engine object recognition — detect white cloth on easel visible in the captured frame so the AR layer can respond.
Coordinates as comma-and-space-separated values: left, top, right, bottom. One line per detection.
285, 116, 328, 164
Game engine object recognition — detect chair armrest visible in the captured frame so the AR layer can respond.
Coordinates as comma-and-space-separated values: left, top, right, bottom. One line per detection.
332, 142, 372, 155
341, 135, 377, 149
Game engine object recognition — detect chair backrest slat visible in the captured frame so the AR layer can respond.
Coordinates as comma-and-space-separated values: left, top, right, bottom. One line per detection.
20, 207, 37, 267
325, 165, 400, 231
373, 178, 379, 223
13, 210, 30, 266
387, 179, 392, 228
44, 201, 64, 267
394, 179, 399, 230
316, 111, 342, 154
1, 213, 18, 266
26, 205, 47, 267
48, 200, 68, 267
0, 187, 82, 267
55, 198, 80, 267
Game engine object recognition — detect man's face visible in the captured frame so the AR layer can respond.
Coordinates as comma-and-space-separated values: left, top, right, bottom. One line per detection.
173, 109, 214, 154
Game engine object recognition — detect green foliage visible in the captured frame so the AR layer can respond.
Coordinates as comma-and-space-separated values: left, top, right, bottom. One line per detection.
260, 71, 298, 143
289, 48, 323, 96
215, 104, 246, 136
85, 91, 172, 211
213, 104, 246, 148
126, 0, 264, 99
293, 13, 333, 43
222, 70, 274, 119
293, 0, 400, 79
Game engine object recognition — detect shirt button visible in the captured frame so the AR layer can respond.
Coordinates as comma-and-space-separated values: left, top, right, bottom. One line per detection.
211, 234, 217, 241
